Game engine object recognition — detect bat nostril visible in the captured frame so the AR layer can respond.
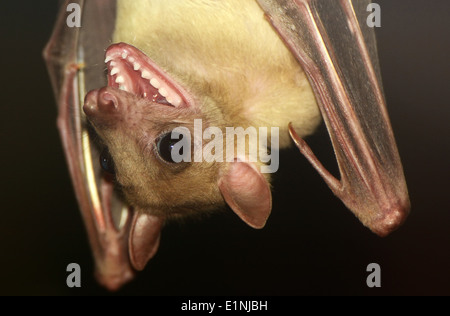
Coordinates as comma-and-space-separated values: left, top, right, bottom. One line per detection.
98, 88, 119, 112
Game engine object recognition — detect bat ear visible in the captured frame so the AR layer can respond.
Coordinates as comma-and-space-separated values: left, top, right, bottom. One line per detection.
128, 211, 164, 271
219, 161, 272, 229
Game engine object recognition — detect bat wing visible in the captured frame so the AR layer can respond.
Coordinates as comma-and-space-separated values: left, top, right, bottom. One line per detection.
257, 0, 410, 236
43, 0, 163, 290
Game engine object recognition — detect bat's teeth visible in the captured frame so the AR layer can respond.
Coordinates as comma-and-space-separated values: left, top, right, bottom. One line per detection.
158, 88, 168, 98
171, 95, 182, 107
115, 76, 125, 84
141, 70, 152, 80
103, 47, 184, 107
110, 68, 120, 76
166, 95, 182, 107
150, 78, 161, 89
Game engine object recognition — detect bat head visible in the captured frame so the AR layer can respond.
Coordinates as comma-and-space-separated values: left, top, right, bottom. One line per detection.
83, 43, 272, 228
83, 1, 321, 229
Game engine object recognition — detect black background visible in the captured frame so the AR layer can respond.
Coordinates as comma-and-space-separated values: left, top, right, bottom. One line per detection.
0, 0, 449, 296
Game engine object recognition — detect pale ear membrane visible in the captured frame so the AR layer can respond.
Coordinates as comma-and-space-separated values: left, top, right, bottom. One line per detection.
219, 161, 272, 229
128, 211, 164, 271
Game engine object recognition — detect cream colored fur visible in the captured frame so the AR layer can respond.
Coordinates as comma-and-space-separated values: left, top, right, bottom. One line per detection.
114, 0, 320, 148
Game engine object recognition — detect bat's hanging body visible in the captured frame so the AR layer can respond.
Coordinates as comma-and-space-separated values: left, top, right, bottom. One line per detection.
44, 0, 410, 290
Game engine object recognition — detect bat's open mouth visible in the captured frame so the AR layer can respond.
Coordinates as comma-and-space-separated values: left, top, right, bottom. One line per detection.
105, 43, 187, 108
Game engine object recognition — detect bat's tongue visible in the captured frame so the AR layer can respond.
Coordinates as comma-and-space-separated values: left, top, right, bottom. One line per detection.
104, 43, 187, 107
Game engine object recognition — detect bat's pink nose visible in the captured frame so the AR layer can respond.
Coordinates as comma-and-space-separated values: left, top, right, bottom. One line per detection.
83, 89, 99, 117
83, 88, 119, 126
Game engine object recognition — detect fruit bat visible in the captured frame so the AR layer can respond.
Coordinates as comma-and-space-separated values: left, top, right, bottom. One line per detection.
44, 0, 410, 290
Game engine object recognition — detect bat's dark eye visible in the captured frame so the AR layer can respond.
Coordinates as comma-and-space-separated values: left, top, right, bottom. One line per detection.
156, 132, 184, 164
100, 149, 115, 174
